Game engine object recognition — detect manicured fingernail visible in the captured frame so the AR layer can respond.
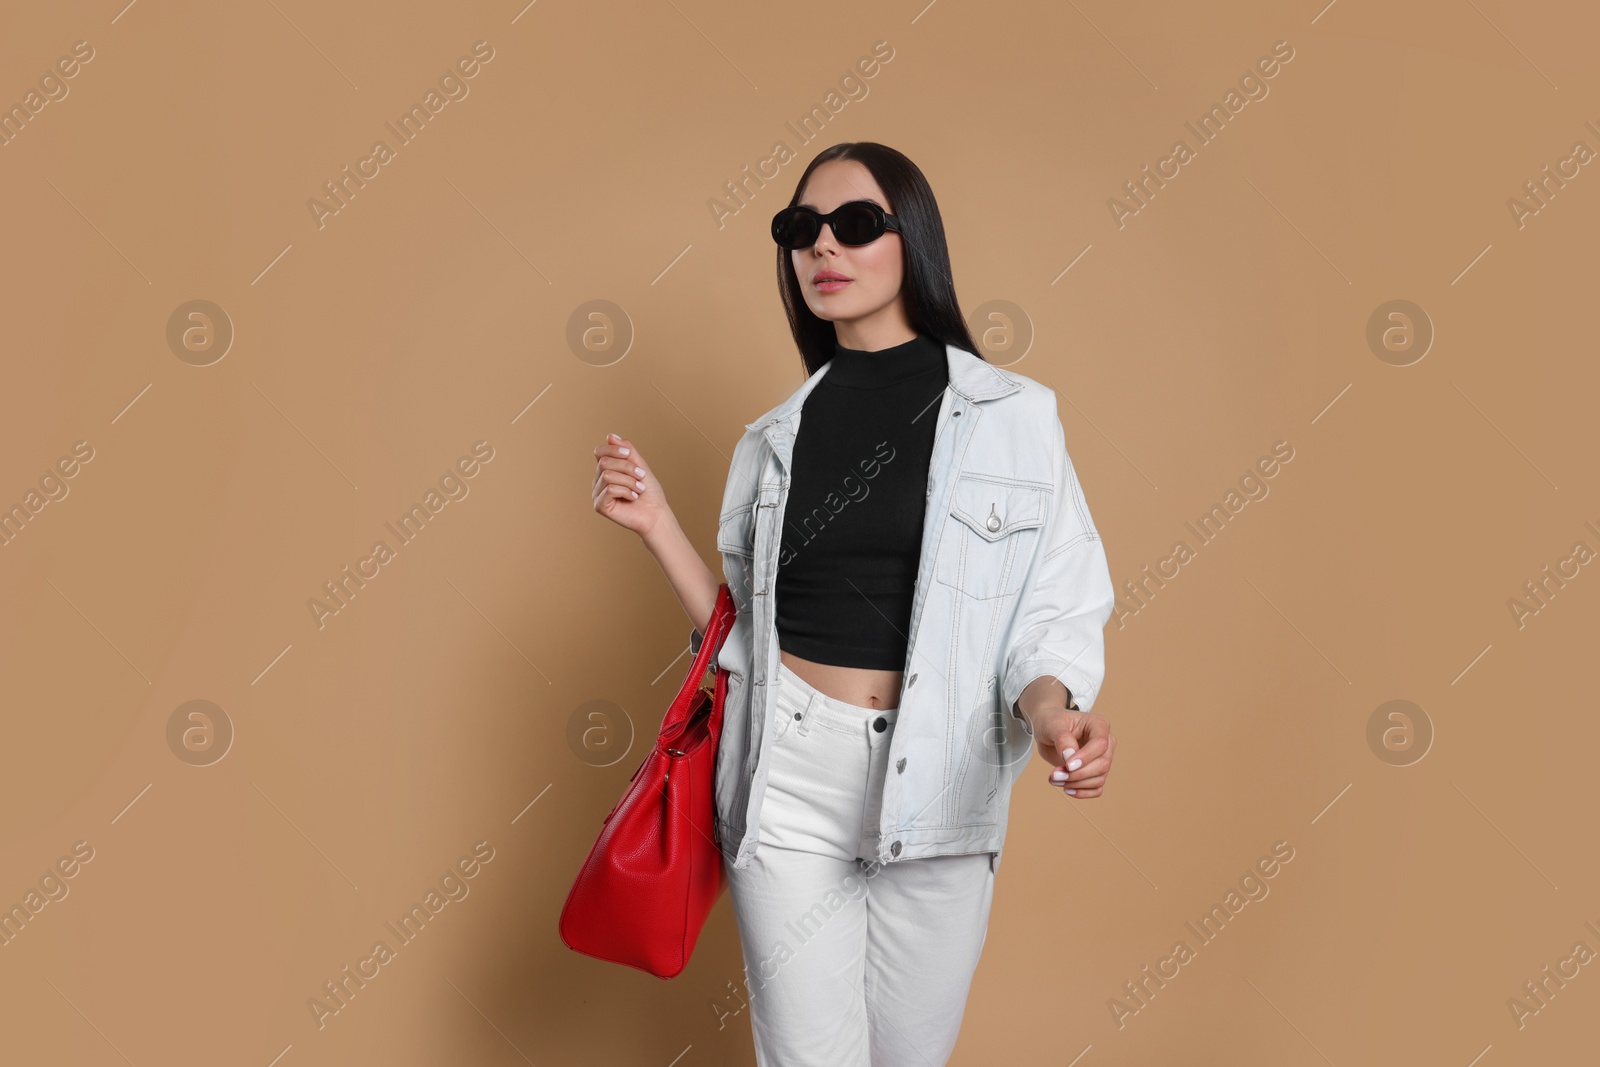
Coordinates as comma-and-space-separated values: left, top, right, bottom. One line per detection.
635, 480, 645, 490
634, 466, 644, 476
630, 491, 638, 498
1067, 758, 1082, 772
1064, 788, 1077, 795
1062, 748, 1076, 759
619, 447, 630, 456
1049, 770, 1067, 782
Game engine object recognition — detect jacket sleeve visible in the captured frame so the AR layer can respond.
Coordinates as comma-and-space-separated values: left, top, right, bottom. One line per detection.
1000, 398, 1115, 731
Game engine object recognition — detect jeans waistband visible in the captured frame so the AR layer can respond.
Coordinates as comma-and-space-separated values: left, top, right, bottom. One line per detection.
776, 659, 899, 735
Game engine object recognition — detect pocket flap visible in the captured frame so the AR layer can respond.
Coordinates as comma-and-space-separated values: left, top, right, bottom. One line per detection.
949, 475, 1050, 542
717, 503, 756, 556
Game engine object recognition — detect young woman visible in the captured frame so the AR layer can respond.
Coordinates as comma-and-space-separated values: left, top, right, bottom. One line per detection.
592, 142, 1117, 1065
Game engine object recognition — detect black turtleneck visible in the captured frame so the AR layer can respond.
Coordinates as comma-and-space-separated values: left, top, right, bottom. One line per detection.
774, 333, 949, 670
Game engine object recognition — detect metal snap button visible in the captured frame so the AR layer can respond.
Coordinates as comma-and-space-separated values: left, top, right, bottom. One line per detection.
907, 673, 917, 687
986, 504, 1001, 532
890, 840, 902, 856
793, 712, 802, 720
873, 717, 887, 733
896, 757, 906, 774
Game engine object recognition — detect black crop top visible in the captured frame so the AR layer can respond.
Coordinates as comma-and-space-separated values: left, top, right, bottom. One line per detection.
774, 333, 948, 670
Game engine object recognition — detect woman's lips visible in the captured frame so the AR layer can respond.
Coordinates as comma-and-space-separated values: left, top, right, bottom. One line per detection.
813, 278, 852, 292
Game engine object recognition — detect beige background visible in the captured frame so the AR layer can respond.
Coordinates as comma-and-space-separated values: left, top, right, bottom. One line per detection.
2, 0, 1597, 1064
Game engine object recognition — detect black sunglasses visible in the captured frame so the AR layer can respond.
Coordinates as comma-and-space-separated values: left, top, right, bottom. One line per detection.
771, 200, 904, 250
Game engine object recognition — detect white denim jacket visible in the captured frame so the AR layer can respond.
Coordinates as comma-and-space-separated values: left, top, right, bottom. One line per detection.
694, 342, 1114, 875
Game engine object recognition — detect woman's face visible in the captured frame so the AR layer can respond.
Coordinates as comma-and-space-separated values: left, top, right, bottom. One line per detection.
790, 160, 906, 329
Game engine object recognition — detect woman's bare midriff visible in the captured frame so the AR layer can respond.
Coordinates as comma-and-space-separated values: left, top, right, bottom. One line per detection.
780, 650, 902, 711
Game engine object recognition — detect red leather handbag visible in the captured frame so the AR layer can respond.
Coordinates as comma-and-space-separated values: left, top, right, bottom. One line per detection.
559, 584, 739, 978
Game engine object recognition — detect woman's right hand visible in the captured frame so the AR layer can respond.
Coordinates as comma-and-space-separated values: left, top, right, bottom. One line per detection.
593, 433, 670, 539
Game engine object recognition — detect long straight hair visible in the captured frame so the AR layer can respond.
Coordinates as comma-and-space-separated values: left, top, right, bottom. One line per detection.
775, 143, 983, 377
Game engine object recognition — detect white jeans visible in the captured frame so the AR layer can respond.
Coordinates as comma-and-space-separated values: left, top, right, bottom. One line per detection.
726, 659, 997, 1066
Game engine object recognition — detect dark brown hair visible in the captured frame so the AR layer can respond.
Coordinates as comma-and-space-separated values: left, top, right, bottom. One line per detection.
775, 143, 983, 377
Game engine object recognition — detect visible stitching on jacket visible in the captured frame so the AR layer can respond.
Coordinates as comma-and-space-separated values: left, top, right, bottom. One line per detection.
1064, 452, 1093, 534
948, 600, 1003, 824
1043, 529, 1102, 564
940, 592, 960, 827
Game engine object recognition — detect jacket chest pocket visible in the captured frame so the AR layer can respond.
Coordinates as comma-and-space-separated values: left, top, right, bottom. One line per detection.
716, 503, 757, 608
934, 473, 1051, 600
717, 503, 756, 558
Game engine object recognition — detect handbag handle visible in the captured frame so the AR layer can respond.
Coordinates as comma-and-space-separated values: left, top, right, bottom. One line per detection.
657, 584, 737, 737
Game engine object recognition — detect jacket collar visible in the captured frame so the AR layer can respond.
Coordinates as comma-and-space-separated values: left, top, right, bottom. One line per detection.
744, 342, 1021, 432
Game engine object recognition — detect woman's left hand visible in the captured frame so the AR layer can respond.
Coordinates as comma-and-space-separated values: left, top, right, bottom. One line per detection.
1033, 707, 1116, 798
